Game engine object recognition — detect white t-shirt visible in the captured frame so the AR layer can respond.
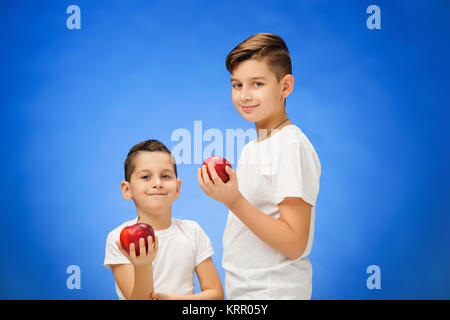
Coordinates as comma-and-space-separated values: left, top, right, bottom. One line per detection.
222, 124, 321, 300
104, 218, 214, 300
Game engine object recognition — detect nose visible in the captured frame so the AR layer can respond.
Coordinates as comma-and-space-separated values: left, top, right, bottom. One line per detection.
151, 176, 163, 188
240, 86, 252, 103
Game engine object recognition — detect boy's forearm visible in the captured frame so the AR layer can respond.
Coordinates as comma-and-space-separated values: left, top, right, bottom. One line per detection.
227, 195, 305, 259
130, 265, 154, 300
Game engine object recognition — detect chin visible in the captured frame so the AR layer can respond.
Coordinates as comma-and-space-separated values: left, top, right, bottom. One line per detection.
240, 112, 261, 123
142, 204, 169, 213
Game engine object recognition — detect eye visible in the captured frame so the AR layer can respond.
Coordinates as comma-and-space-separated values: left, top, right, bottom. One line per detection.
142, 175, 150, 180
162, 174, 171, 179
232, 83, 242, 89
254, 81, 263, 87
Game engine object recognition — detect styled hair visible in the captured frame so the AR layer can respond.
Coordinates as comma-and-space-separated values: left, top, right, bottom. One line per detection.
124, 139, 177, 181
225, 33, 292, 81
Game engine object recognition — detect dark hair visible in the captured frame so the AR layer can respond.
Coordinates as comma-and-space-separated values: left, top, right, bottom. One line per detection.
225, 33, 292, 81
124, 139, 177, 181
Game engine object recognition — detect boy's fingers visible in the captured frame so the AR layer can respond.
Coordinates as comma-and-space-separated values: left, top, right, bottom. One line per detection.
197, 168, 203, 186
147, 236, 154, 253
147, 235, 153, 246
152, 292, 166, 300
198, 166, 214, 195
208, 164, 222, 185
201, 165, 208, 183
154, 235, 159, 252
226, 166, 236, 182
202, 165, 219, 188
202, 165, 212, 185
198, 168, 210, 193
139, 238, 146, 257
129, 243, 136, 259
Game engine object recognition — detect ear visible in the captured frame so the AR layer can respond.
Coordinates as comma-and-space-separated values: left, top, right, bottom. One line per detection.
281, 74, 294, 99
176, 179, 181, 198
120, 181, 132, 200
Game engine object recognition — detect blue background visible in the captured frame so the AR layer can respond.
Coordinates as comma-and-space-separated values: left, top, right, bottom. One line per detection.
1, 0, 449, 299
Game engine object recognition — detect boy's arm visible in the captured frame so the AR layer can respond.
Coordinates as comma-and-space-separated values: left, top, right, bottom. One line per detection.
199, 165, 311, 260
152, 257, 224, 300
111, 264, 154, 300
229, 195, 311, 260
112, 237, 157, 300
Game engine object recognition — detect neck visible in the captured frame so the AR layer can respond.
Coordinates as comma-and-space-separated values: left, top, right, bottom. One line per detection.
255, 111, 291, 142
135, 207, 172, 231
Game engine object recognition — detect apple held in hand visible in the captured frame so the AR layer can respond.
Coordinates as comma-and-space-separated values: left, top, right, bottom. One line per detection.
203, 156, 232, 183
120, 222, 155, 256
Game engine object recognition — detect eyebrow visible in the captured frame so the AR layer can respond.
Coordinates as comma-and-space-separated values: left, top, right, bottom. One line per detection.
136, 168, 174, 174
231, 76, 267, 82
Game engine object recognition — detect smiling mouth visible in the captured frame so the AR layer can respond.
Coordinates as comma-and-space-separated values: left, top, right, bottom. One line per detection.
241, 104, 259, 112
149, 193, 167, 196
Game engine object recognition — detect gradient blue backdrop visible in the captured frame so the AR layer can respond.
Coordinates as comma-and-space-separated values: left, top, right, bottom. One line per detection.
1, 0, 449, 299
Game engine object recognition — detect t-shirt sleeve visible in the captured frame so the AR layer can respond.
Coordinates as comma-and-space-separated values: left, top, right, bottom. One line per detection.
104, 230, 131, 269
273, 142, 321, 206
190, 222, 214, 267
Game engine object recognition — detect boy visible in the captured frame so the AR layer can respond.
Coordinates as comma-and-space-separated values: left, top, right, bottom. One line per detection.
104, 139, 223, 300
198, 33, 321, 299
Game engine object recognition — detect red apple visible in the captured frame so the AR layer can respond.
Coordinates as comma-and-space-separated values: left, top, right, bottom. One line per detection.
203, 156, 232, 183
120, 222, 155, 256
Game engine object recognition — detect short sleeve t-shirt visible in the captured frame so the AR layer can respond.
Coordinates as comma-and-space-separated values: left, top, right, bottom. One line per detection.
104, 218, 214, 299
222, 124, 321, 300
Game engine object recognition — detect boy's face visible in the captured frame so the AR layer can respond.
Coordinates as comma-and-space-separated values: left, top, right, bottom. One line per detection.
121, 151, 180, 215
230, 58, 292, 124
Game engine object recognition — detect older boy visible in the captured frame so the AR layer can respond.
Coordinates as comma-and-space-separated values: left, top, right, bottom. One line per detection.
198, 33, 321, 299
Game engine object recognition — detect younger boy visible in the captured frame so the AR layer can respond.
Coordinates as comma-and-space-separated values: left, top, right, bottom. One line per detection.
104, 139, 223, 300
198, 33, 321, 299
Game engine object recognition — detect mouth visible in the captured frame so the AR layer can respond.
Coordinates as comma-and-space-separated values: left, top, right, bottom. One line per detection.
149, 193, 167, 196
241, 104, 259, 113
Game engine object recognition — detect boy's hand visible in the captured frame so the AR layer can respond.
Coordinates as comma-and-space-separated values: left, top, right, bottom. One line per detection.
150, 292, 172, 300
198, 164, 242, 208
116, 235, 158, 268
